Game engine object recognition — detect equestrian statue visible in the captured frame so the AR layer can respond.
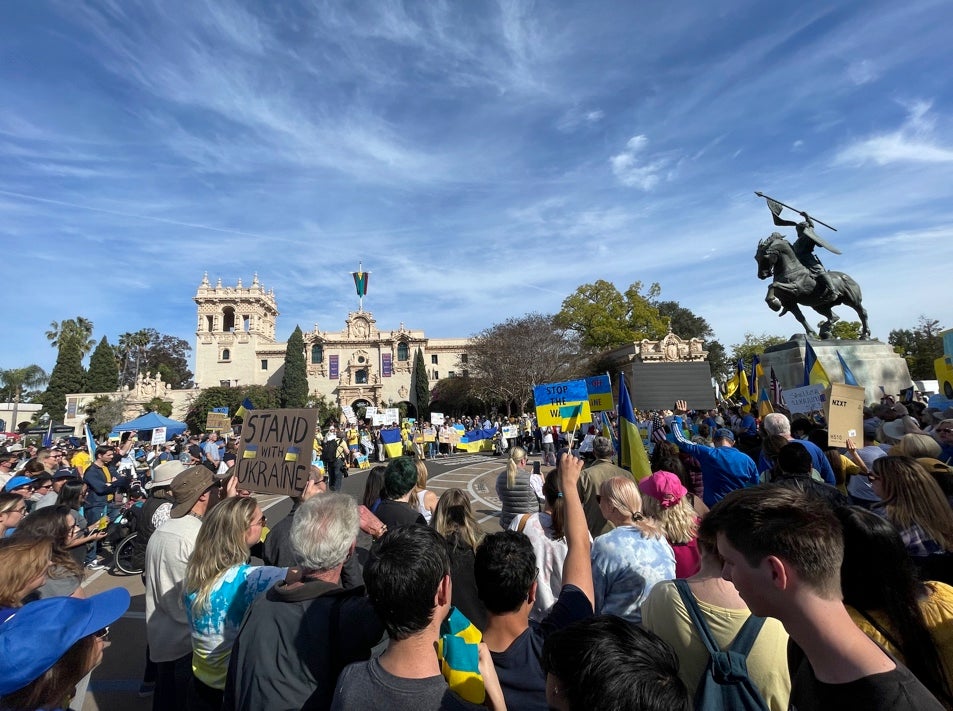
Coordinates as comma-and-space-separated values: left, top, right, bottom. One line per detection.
754, 192, 870, 340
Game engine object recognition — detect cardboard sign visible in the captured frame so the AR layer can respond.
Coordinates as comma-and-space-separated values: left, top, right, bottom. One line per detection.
365, 406, 378, 420
784, 384, 826, 414
826, 383, 866, 448
502, 425, 518, 439
430, 412, 445, 426
150, 427, 167, 445
211, 407, 229, 414
585, 375, 614, 412
384, 408, 399, 425
342, 406, 357, 424
205, 412, 231, 431
533, 380, 592, 429
235, 408, 319, 496
372, 413, 386, 426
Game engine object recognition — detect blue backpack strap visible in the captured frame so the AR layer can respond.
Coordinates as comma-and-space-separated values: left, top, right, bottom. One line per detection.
727, 612, 766, 656
673, 578, 721, 655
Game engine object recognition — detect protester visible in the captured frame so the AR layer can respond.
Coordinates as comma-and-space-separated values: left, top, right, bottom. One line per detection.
432, 488, 488, 630
639, 470, 701, 577
760, 413, 836, 484
579, 436, 632, 537
709, 485, 944, 709
0, 537, 53, 608
540, 615, 691, 711
10, 505, 90, 600
375, 457, 427, 528
0, 588, 130, 711
332, 524, 506, 710
837, 506, 953, 706
495, 446, 538, 529
0, 493, 27, 538
362, 465, 386, 512
478, 455, 594, 710
412, 459, 438, 524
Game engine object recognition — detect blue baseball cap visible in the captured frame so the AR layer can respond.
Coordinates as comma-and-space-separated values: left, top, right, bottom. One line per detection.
0, 588, 130, 695
714, 428, 736, 442
3, 475, 32, 492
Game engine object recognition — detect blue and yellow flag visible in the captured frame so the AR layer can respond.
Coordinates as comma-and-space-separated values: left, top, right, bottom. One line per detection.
836, 351, 859, 387
235, 398, 255, 420
618, 377, 651, 481
749, 355, 763, 397
803, 342, 831, 388
284, 446, 300, 462
242, 444, 258, 459
758, 387, 774, 418
437, 607, 484, 704
378, 429, 404, 458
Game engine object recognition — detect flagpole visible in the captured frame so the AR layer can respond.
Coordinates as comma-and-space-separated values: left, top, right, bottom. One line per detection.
754, 191, 838, 231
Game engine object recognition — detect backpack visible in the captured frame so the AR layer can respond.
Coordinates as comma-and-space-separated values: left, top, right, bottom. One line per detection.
673, 579, 771, 711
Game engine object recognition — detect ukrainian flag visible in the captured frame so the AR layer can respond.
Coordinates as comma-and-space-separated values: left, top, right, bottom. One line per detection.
235, 398, 255, 420
284, 446, 300, 462
242, 444, 258, 459
803, 342, 831, 388
379, 429, 404, 459
836, 351, 859, 386
758, 387, 774, 418
618, 377, 651, 481
438, 607, 484, 704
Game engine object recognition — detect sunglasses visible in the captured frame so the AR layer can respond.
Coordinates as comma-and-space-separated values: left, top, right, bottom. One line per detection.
94, 627, 110, 640
937, 428, 953, 434
253, 515, 267, 526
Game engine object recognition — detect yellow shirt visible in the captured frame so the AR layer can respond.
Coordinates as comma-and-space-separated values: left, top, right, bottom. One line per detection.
71, 450, 91, 474
642, 579, 792, 711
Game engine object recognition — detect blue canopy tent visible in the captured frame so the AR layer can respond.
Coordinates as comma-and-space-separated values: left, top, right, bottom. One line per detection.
109, 412, 188, 441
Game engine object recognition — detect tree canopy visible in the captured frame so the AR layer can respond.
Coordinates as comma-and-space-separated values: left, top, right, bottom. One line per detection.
185, 385, 281, 433
83, 394, 127, 439
118, 329, 193, 389
280, 325, 309, 408
890, 316, 944, 380
555, 280, 668, 351
86, 336, 119, 393
729, 332, 788, 369
412, 348, 430, 420
38, 338, 86, 421
0, 366, 48, 431
46, 317, 95, 357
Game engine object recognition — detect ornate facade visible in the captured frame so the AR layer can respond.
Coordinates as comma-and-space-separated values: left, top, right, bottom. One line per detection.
194, 275, 469, 409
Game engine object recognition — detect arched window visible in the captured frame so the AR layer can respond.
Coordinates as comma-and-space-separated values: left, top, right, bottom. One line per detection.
397, 342, 409, 361
221, 349, 231, 361
356, 369, 368, 384
223, 307, 235, 332
311, 343, 324, 364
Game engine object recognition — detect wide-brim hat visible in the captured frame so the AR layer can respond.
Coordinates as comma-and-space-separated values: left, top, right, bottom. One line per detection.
4, 443, 24, 453
3, 475, 32, 492
147, 460, 188, 490
0, 588, 130, 695
170, 465, 215, 518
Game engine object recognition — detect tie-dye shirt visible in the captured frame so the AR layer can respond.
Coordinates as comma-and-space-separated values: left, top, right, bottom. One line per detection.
185, 563, 287, 689
591, 526, 675, 624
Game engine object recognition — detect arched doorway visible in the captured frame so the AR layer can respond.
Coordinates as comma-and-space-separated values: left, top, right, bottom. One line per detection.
351, 398, 372, 421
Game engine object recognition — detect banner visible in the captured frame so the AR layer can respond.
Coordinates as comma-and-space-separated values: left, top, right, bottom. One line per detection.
784, 384, 826, 414
533, 379, 592, 430
826, 383, 865, 448
329, 355, 339, 380
372, 413, 386, 426
382, 353, 392, 377
585, 375, 614, 412
205, 412, 231, 431
235, 409, 318, 496
430, 412, 445, 426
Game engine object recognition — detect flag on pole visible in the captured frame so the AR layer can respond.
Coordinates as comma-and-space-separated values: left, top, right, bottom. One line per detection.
766, 197, 784, 216
836, 351, 859, 387
803, 342, 831, 388
601, 411, 618, 451
758, 387, 775, 418
235, 398, 255, 420
352, 269, 369, 297
618, 376, 652, 481
769, 367, 785, 406
749, 355, 763, 398
84, 423, 97, 459
42, 419, 53, 447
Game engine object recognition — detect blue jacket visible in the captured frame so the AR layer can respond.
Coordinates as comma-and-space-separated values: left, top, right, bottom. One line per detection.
757, 438, 835, 485
672, 417, 760, 506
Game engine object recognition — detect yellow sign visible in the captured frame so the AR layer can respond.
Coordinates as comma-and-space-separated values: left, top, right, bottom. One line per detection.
533, 380, 592, 430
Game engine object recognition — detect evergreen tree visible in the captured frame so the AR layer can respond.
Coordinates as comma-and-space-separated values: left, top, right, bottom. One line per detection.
413, 348, 430, 420
86, 336, 118, 393
39, 338, 86, 422
280, 325, 309, 408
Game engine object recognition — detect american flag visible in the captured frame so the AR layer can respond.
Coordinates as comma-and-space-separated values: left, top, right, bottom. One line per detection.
770, 367, 785, 406
651, 413, 668, 444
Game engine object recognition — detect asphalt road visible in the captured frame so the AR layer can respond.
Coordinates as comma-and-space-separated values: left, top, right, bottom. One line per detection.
78, 451, 520, 710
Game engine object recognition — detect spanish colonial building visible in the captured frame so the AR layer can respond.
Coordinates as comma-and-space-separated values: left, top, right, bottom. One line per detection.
193, 274, 469, 411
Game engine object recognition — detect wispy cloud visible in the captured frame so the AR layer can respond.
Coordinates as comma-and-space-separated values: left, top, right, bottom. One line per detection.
610, 135, 671, 190
834, 100, 953, 165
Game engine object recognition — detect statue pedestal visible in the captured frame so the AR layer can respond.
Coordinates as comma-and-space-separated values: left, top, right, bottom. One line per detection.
760, 335, 913, 405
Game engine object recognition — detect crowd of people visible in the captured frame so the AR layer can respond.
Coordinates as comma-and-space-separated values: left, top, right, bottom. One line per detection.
1, 396, 952, 710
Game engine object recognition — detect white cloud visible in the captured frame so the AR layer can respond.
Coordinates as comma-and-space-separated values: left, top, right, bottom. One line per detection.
610, 135, 669, 190
834, 100, 953, 165
846, 59, 879, 86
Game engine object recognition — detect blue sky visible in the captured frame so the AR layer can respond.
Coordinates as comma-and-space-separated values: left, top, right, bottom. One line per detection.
3, 0, 952, 378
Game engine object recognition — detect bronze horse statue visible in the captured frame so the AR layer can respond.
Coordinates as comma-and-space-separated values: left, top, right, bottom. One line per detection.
755, 233, 870, 340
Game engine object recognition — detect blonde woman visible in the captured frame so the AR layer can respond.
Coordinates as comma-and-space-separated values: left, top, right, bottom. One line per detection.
639, 470, 701, 577
432, 488, 487, 629
0, 536, 54, 607
412, 458, 438, 524
494, 446, 538, 529
591, 476, 675, 623
870, 456, 953, 564
0, 492, 27, 538
184, 497, 286, 710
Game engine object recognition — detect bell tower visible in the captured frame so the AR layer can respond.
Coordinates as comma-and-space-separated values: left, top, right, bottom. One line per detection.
194, 273, 279, 388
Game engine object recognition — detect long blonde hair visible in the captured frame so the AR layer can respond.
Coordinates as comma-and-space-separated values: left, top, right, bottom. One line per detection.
412, 458, 429, 498
599, 477, 663, 539
640, 496, 698, 545
506, 446, 527, 488
873, 456, 953, 552
0, 536, 53, 607
185, 497, 258, 615
431, 488, 483, 551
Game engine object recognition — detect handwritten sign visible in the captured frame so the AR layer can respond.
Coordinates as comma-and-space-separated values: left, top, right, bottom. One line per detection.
533, 380, 592, 430
235, 408, 318, 496
205, 412, 231, 432
430, 412, 445, 426
784, 384, 826, 414
585, 375, 614, 412
384, 408, 399, 425
827, 383, 865, 448
150, 427, 167, 445
342, 406, 357, 424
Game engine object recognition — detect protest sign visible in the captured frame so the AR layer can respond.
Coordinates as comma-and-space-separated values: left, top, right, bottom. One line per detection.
342, 406, 357, 424
533, 380, 592, 430
235, 408, 318, 496
784, 384, 826, 414
431, 412, 445, 426
372, 413, 386, 426
205, 412, 231, 432
585, 375, 614, 412
826, 383, 866, 448
502, 425, 518, 439
150, 427, 167, 445
384, 408, 399, 425
365, 406, 378, 421
211, 407, 229, 414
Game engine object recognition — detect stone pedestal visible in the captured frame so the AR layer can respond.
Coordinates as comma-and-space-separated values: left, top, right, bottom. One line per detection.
760, 335, 913, 405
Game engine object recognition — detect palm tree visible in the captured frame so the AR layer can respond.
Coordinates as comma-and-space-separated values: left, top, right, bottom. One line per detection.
46, 317, 96, 357
0, 365, 49, 432
117, 329, 152, 387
